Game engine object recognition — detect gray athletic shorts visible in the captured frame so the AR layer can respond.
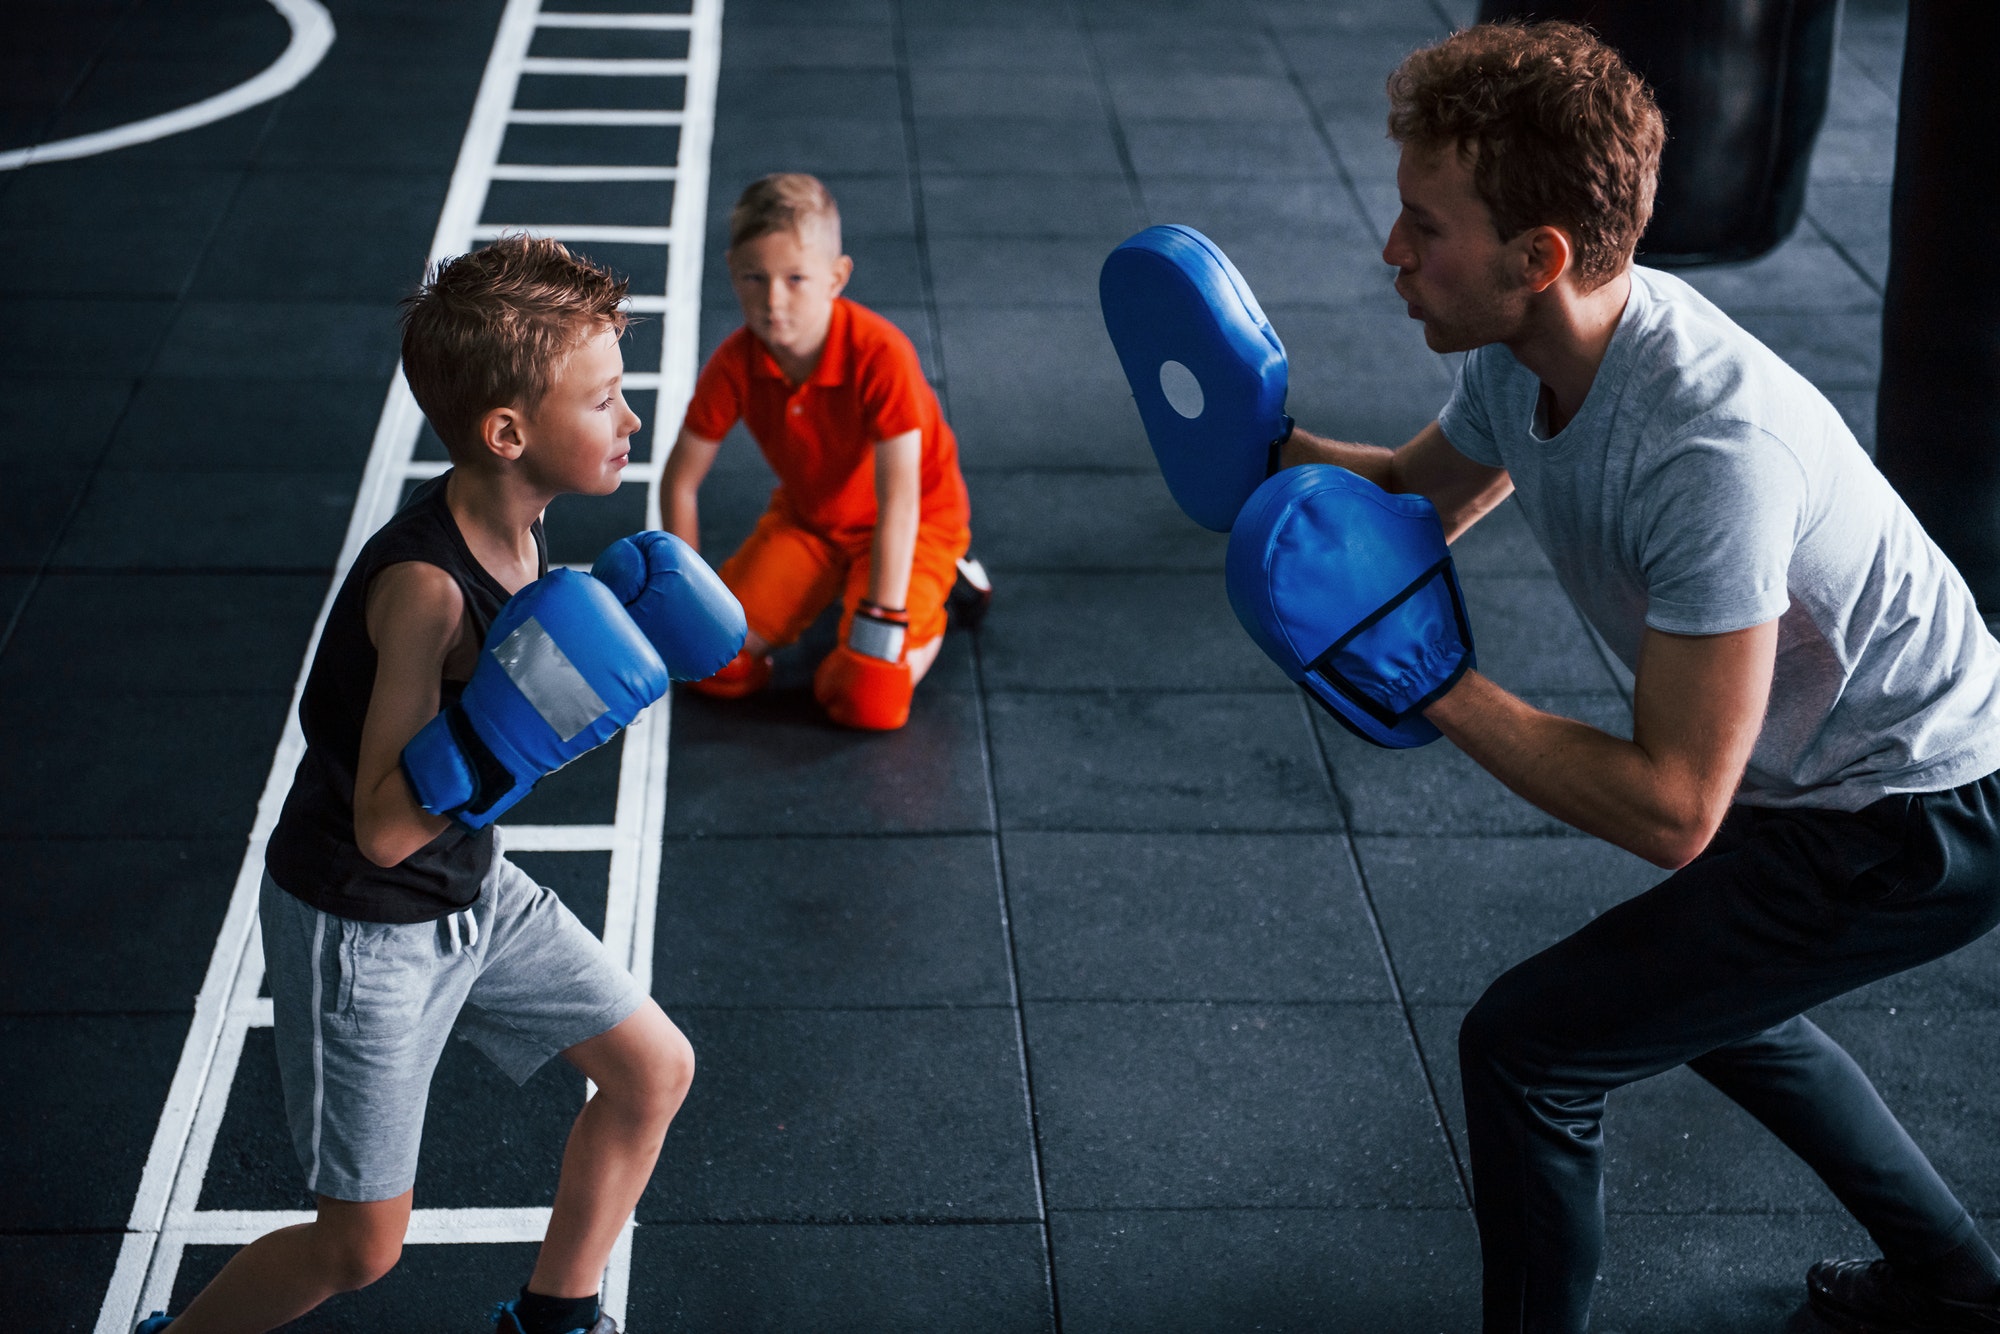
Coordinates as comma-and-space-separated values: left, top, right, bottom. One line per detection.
260, 854, 648, 1202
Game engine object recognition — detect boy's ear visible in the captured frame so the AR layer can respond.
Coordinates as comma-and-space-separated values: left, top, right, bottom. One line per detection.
478, 405, 530, 462
831, 252, 854, 296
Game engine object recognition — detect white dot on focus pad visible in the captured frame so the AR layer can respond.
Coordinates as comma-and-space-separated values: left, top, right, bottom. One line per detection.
1159, 359, 1204, 419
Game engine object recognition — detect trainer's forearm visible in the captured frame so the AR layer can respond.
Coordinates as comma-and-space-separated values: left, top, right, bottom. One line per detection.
1425, 672, 1718, 869
1280, 426, 1399, 490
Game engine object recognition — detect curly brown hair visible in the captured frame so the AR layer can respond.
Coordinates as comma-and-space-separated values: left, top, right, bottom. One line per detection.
1387, 20, 1664, 290
399, 234, 630, 456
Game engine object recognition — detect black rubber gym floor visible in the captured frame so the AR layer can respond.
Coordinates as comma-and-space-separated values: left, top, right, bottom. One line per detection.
8, 1, 1995, 1331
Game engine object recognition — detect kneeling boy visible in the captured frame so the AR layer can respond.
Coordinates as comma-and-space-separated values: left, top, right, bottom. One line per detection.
664, 173, 974, 730
143, 237, 693, 1334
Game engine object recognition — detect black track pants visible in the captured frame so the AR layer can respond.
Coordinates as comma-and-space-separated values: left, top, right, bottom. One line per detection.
1459, 771, 2000, 1334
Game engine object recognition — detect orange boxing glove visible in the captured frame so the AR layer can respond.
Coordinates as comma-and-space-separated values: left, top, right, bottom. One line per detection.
689, 646, 772, 699
814, 605, 915, 730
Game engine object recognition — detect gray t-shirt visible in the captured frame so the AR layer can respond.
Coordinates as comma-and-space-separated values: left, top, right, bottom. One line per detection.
1439, 265, 2000, 810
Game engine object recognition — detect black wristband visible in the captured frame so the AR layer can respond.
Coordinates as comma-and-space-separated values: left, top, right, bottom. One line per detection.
1266, 414, 1296, 478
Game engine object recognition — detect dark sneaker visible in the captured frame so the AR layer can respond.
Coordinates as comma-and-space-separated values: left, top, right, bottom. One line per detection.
133, 1315, 173, 1334
490, 1301, 618, 1334
1808, 1257, 2000, 1332
947, 555, 992, 632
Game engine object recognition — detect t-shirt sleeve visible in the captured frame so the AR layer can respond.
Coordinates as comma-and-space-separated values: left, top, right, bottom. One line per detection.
856, 328, 930, 442
1636, 422, 1802, 636
1436, 351, 1505, 468
680, 338, 744, 441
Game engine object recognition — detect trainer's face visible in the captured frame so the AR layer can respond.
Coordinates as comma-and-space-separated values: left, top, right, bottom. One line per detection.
524, 322, 640, 495
727, 225, 851, 370
1382, 143, 1531, 354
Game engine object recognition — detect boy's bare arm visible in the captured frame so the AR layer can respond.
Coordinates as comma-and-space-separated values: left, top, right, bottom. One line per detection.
1281, 420, 1512, 542
659, 428, 722, 549
354, 561, 466, 867
868, 428, 922, 610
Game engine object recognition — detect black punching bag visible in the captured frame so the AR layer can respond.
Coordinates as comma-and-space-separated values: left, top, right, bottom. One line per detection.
1875, 1, 2000, 607
1477, 0, 1839, 266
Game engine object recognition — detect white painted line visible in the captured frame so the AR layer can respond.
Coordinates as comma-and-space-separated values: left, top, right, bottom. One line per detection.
499, 823, 620, 851
521, 56, 689, 75
623, 372, 664, 390
490, 163, 678, 181
471, 223, 675, 244
537, 12, 695, 29
0, 0, 335, 171
507, 108, 685, 125
179, 1207, 555, 1245
625, 295, 670, 313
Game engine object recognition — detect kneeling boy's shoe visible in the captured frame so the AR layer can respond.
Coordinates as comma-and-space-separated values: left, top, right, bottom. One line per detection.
687, 646, 772, 699
134, 1314, 174, 1334
946, 555, 993, 632
1808, 1258, 2000, 1332
491, 1299, 619, 1334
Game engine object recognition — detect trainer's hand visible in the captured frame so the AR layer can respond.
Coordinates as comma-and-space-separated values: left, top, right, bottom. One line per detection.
1227, 464, 1476, 749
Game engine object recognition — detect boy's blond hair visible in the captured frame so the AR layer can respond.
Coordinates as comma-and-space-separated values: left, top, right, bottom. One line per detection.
399, 234, 630, 456
728, 173, 843, 254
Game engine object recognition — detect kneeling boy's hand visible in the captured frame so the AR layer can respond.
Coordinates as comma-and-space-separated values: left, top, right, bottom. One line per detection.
848, 600, 909, 663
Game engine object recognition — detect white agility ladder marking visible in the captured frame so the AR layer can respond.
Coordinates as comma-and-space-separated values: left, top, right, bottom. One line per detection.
93, 0, 722, 1328
0, 0, 335, 171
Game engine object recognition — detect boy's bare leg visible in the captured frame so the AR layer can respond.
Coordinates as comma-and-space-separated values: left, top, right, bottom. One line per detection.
163, 1191, 412, 1334
742, 628, 771, 657
528, 999, 694, 1298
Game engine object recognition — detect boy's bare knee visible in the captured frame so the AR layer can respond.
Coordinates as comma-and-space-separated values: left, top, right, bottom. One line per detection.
630, 1023, 694, 1130
316, 1197, 409, 1292
326, 1230, 402, 1292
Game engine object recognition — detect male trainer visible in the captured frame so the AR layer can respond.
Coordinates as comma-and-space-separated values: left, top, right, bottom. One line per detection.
1113, 20, 2000, 1334
1291, 22, 2000, 1334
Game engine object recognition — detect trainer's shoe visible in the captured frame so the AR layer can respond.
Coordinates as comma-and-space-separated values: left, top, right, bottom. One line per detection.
133, 1314, 174, 1334
490, 1300, 619, 1334
687, 646, 772, 699
1808, 1257, 2000, 1332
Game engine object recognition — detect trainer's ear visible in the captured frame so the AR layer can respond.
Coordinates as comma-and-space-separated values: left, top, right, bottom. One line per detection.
478, 404, 529, 462
1520, 224, 1574, 293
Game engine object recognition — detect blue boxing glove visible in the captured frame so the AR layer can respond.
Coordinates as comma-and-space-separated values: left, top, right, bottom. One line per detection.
1100, 224, 1291, 532
590, 530, 747, 681
1226, 465, 1475, 749
401, 569, 670, 829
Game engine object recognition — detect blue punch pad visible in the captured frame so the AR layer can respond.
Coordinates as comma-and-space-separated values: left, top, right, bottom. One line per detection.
1100, 225, 1289, 532
1227, 465, 1473, 749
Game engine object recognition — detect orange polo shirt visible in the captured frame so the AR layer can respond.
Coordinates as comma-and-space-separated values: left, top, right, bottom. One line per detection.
682, 298, 971, 543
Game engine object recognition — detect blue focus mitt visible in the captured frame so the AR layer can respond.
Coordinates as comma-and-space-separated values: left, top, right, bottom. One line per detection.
1226, 465, 1475, 749
1100, 225, 1290, 532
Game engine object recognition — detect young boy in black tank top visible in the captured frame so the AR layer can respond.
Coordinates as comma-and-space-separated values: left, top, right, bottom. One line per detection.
144, 237, 690, 1334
